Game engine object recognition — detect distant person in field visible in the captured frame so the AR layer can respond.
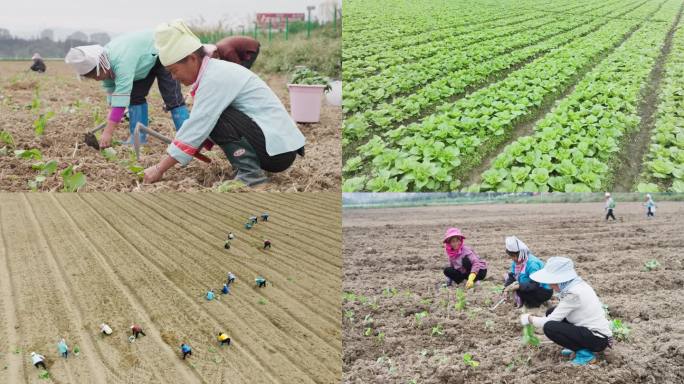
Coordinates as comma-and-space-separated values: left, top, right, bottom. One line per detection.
180, 343, 192, 359
442, 228, 487, 289
221, 283, 230, 294
217, 332, 231, 346
227, 272, 236, 285
64, 31, 190, 149
57, 338, 68, 359
261, 212, 269, 221
503, 236, 553, 308
263, 240, 271, 249
645, 194, 656, 218
256, 276, 267, 288
520, 257, 613, 366
228, 232, 235, 240
204, 36, 261, 69
100, 323, 113, 335
131, 324, 146, 339
206, 289, 216, 301
30, 53, 46, 73
143, 19, 305, 187
605, 193, 616, 221
31, 352, 47, 370
250, 215, 258, 224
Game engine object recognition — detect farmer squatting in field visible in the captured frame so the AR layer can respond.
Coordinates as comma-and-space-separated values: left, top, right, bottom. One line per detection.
30, 53, 46, 73
142, 19, 305, 186
64, 31, 190, 148
204, 36, 261, 69
519, 257, 613, 366
442, 228, 488, 289
503, 236, 553, 308
31, 352, 47, 370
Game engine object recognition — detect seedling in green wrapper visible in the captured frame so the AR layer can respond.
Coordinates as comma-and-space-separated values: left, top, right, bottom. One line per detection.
521, 324, 540, 346
414, 310, 428, 326
462, 353, 479, 367
644, 259, 660, 271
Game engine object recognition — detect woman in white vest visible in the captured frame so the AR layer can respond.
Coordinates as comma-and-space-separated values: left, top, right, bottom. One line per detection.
519, 256, 613, 366
143, 20, 306, 186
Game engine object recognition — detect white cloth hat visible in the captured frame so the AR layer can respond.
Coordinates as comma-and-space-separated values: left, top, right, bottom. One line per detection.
154, 19, 202, 66
64, 45, 109, 75
529, 256, 578, 284
605, 192, 611, 197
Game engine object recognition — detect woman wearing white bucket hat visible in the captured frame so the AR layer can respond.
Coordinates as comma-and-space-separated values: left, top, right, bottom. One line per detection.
64, 31, 190, 149
142, 19, 305, 186
520, 256, 613, 366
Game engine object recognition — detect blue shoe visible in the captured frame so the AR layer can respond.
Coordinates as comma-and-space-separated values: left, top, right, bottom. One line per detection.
170, 105, 189, 131
125, 103, 149, 145
561, 349, 574, 358
571, 349, 596, 366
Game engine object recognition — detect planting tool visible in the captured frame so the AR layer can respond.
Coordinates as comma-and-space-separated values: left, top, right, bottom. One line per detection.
133, 123, 211, 163
83, 122, 107, 150
489, 296, 506, 311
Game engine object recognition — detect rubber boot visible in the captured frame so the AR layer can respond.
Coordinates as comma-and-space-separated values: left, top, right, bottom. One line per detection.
170, 105, 189, 131
561, 349, 574, 359
571, 349, 596, 366
125, 103, 149, 145
221, 138, 267, 186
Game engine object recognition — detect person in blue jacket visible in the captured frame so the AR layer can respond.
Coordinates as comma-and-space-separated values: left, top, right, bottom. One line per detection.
180, 343, 192, 359
502, 236, 553, 308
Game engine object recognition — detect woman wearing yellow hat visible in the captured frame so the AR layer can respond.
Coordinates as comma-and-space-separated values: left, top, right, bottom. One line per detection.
64, 31, 190, 148
143, 20, 305, 186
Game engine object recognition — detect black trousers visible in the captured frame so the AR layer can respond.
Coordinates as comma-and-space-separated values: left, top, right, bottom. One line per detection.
517, 285, 553, 308
443, 257, 487, 283
130, 58, 185, 110
31, 60, 46, 72
34, 361, 46, 369
209, 106, 299, 172
133, 330, 146, 338
543, 306, 609, 352
606, 209, 616, 220
182, 350, 192, 359
220, 338, 231, 346
647, 208, 654, 217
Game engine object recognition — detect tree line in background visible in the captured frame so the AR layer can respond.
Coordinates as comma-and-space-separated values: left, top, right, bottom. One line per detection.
0, 28, 110, 59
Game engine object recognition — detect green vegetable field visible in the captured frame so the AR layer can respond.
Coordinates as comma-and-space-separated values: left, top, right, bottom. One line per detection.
342, 0, 684, 192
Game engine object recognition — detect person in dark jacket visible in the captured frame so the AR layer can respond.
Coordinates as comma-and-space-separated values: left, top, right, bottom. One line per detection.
30, 53, 46, 72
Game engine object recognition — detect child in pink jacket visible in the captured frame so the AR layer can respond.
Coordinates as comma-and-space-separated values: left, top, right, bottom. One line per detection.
442, 228, 488, 288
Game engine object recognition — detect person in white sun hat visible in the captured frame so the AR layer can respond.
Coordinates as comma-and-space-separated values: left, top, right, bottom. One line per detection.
64, 31, 190, 148
143, 19, 305, 186
519, 256, 613, 366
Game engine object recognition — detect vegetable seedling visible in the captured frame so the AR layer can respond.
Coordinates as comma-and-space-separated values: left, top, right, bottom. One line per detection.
0, 130, 14, 147
462, 353, 480, 367
610, 319, 631, 341
33, 111, 54, 136
343, 292, 356, 303
521, 324, 540, 346
454, 288, 466, 311
101, 147, 118, 162
344, 310, 354, 323
364, 327, 373, 337
61, 165, 86, 192
258, 298, 267, 305
14, 148, 42, 160
32, 160, 58, 175
376, 332, 385, 343
414, 310, 428, 326
431, 324, 443, 337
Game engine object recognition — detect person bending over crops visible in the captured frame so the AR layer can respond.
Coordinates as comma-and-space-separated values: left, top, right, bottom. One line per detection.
204, 36, 261, 69
131, 324, 146, 338
604, 193, 616, 221
57, 338, 68, 359
520, 257, 613, 366
64, 31, 190, 148
143, 19, 305, 186
227, 272, 236, 285
645, 194, 656, 218
221, 283, 230, 294
31, 352, 47, 370
180, 343, 192, 359
263, 240, 271, 249
217, 332, 231, 346
503, 236, 553, 308
442, 228, 487, 289
100, 323, 113, 335
30, 53, 46, 73
261, 212, 269, 221
256, 276, 267, 288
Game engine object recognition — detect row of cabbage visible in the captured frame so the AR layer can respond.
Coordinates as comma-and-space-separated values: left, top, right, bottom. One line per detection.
342, 1, 661, 192
475, 1, 680, 192
639, 16, 684, 192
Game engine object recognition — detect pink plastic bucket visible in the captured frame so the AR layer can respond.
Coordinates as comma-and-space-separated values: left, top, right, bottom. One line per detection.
287, 84, 326, 123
